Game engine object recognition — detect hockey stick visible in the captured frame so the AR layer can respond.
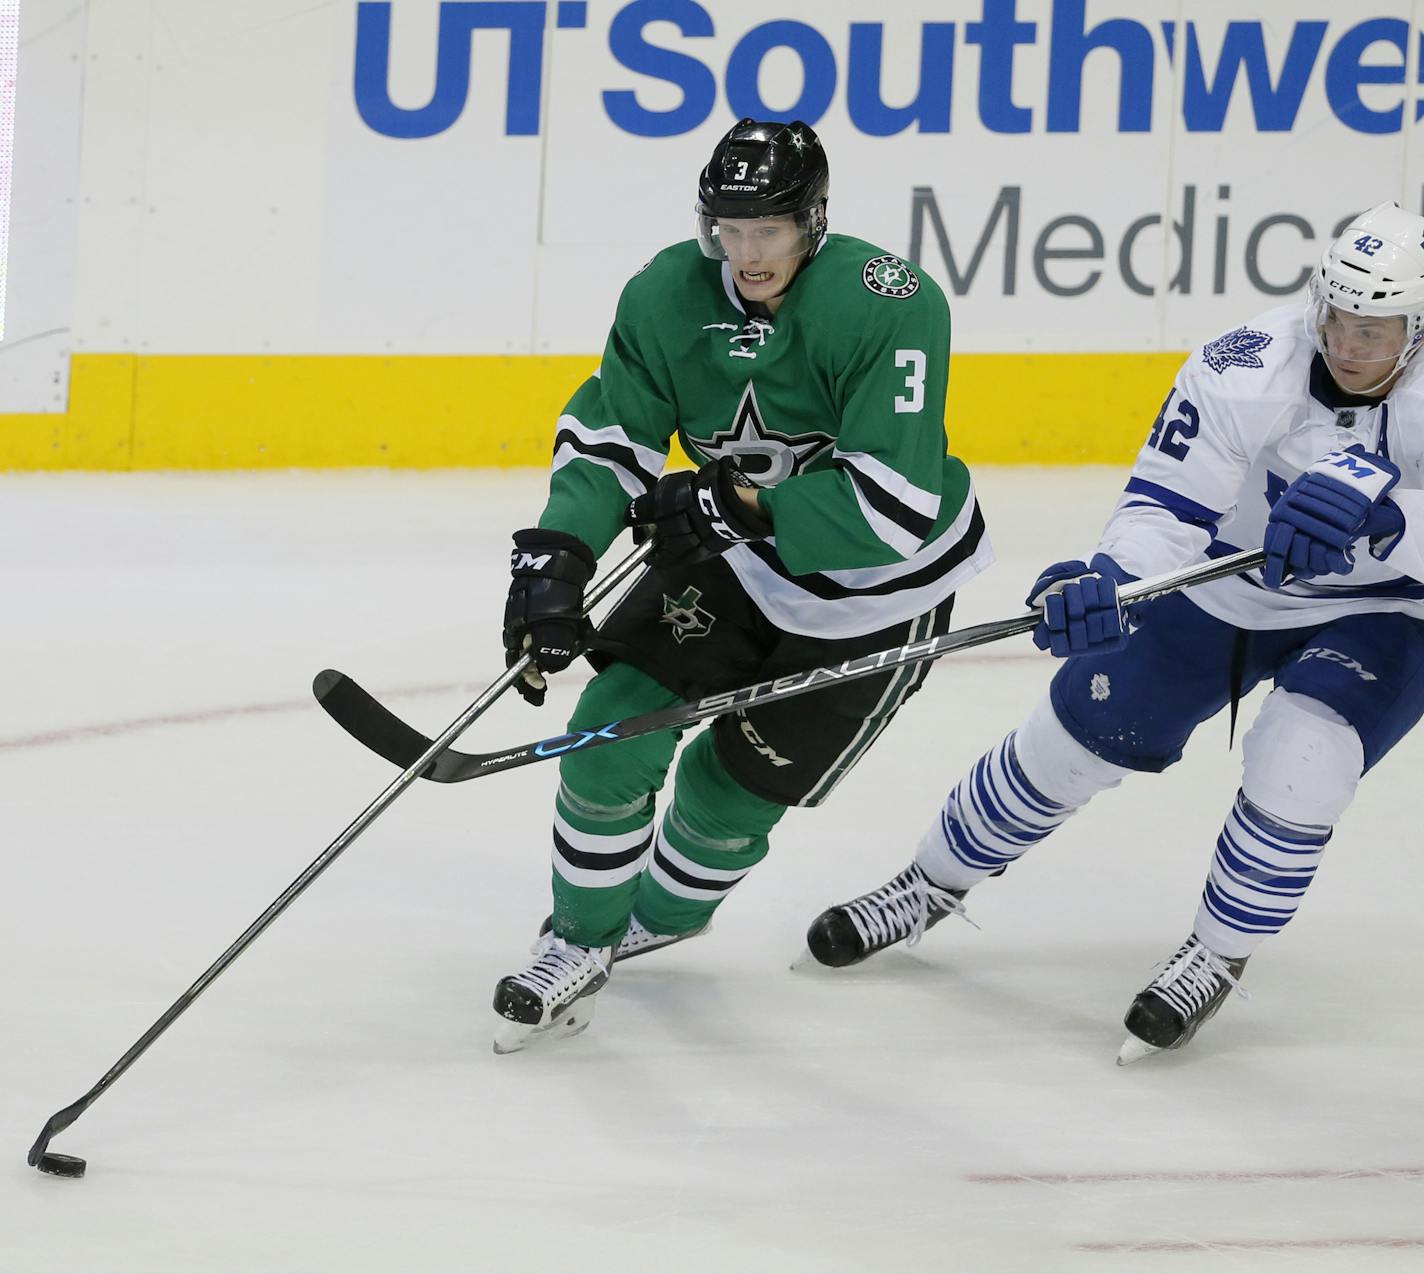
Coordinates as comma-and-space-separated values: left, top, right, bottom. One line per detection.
314, 547, 1267, 786
26, 539, 653, 1178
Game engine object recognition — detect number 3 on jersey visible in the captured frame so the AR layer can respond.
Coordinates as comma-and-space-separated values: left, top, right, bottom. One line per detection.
895, 349, 926, 413
1147, 388, 1200, 460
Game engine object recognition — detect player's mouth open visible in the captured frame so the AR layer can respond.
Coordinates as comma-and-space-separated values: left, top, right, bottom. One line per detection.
740, 270, 774, 284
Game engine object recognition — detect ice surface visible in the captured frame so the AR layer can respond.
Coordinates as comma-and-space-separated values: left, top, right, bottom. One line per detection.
3, 469, 1421, 1272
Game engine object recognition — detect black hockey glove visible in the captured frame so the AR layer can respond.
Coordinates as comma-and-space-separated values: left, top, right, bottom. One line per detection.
503, 529, 597, 707
625, 457, 770, 570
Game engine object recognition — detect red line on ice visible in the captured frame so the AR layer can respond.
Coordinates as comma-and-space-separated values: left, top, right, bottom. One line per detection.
969, 1167, 1424, 1185
1076, 1237, 1424, 1253
0, 682, 469, 752
0, 653, 1039, 753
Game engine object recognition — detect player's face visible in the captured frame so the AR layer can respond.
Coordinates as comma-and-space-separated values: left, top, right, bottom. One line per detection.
1320, 309, 1409, 395
718, 216, 808, 309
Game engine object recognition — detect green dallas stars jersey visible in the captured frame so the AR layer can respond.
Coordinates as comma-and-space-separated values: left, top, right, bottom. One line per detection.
538, 234, 993, 639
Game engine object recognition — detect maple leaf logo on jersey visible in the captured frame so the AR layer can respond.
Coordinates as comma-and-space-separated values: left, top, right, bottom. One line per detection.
697, 382, 834, 486
1202, 327, 1273, 375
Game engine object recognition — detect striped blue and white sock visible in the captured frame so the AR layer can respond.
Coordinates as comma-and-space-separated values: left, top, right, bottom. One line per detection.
915, 732, 1079, 891
1193, 790, 1330, 959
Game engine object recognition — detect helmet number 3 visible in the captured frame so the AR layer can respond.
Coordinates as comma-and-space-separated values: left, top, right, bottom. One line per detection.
733, 160, 749, 180
894, 349, 926, 414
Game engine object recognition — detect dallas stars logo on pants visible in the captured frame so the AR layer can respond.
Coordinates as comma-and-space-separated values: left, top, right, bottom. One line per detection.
661, 587, 715, 643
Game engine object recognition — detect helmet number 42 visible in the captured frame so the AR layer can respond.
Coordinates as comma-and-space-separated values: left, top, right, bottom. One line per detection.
1353, 235, 1384, 256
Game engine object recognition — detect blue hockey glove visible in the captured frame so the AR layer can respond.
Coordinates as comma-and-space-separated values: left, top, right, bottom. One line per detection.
1263, 445, 1403, 589
1027, 553, 1136, 659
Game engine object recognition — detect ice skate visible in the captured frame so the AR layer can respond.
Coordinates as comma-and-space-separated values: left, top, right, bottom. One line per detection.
801, 863, 970, 968
492, 931, 613, 1055
539, 913, 708, 964
1117, 936, 1249, 1065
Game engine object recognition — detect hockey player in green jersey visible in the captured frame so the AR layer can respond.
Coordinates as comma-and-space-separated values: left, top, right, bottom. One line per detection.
493, 118, 993, 1053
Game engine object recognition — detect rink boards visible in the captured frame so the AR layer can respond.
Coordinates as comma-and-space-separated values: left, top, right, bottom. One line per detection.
0, 349, 1183, 470
1, 2, 1421, 468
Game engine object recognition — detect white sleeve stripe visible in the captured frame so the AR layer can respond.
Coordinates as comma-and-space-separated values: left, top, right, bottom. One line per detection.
845, 475, 925, 558
556, 414, 667, 479
551, 445, 649, 502
842, 463, 936, 542
834, 449, 940, 519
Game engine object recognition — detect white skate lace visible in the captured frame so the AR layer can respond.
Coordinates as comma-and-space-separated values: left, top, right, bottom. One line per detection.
617, 916, 681, 950
844, 864, 972, 952
508, 932, 609, 1004
617, 917, 665, 956
1148, 939, 1250, 1020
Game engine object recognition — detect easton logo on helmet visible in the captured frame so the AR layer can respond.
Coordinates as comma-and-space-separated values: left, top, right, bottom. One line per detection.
863, 255, 919, 299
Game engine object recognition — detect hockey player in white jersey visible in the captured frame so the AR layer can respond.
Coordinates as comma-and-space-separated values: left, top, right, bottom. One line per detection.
803, 201, 1424, 1062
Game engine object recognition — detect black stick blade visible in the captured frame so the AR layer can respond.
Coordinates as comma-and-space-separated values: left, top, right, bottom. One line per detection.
312, 671, 441, 778
29, 1101, 87, 1176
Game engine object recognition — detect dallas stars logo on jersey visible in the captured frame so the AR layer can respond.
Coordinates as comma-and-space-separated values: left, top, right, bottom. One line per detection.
695, 382, 834, 486
661, 587, 715, 643
862, 255, 919, 299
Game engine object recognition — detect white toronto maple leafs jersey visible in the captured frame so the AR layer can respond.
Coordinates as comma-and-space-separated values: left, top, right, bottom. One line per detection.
1096, 303, 1424, 630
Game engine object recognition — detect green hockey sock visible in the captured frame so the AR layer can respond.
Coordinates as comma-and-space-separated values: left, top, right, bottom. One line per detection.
632, 729, 786, 936
549, 662, 683, 947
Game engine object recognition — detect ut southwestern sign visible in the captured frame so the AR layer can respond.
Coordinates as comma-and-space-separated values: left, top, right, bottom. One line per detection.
354, 0, 1424, 139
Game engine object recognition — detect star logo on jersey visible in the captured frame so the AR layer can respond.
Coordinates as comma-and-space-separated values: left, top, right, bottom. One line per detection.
1202, 327, 1273, 374
661, 587, 715, 644
697, 382, 834, 486
862, 255, 920, 299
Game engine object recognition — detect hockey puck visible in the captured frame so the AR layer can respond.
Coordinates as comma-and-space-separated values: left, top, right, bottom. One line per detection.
36, 1152, 86, 1179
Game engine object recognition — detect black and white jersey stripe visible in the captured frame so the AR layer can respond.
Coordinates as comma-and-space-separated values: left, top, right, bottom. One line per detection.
836, 448, 939, 556
551, 413, 667, 501
726, 493, 992, 638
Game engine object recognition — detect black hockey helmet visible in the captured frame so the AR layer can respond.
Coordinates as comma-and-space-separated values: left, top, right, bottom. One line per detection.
696, 119, 829, 261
